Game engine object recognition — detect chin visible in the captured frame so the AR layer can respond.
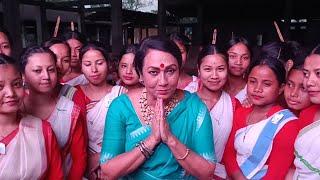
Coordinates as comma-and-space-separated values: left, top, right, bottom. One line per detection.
3, 107, 20, 113
122, 80, 135, 86
250, 100, 265, 106
288, 105, 301, 111
89, 79, 104, 85
38, 87, 54, 93
310, 97, 320, 105
157, 94, 170, 99
207, 86, 223, 92
230, 72, 244, 77
70, 63, 79, 68
157, 92, 175, 100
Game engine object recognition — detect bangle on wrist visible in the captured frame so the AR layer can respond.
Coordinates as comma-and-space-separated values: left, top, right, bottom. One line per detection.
140, 141, 154, 156
176, 148, 190, 160
136, 143, 149, 158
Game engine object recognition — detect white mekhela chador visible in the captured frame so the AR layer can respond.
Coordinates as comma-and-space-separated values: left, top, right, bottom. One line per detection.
0, 115, 47, 179
235, 84, 247, 104
235, 109, 296, 179
87, 85, 125, 153
184, 75, 199, 93
293, 120, 320, 180
210, 91, 234, 178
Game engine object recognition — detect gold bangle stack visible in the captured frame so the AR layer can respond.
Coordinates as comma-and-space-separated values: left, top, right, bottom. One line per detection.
176, 148, 190, 160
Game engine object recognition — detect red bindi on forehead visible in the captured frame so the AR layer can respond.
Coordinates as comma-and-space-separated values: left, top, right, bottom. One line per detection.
160, 63, 164, 69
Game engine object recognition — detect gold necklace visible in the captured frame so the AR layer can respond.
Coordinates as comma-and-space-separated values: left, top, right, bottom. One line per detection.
139, 88, 179, 125
243, 110, 267, 142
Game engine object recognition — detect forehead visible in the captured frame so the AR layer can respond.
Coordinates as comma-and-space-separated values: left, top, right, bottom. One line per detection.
50, 43, 69, 53
304, 54, 320, 69
228, 43, 249, 54
82, 49, 105, 60
288, 69, 304, 82
0, 65, 20, 81
201, 54, 226, 66
120, 53, 135, 63
144, 49, 178, 67
67, 39, 82, 47
249, 65, 276, 79
0, 32, 9, 43
27, 53, 55, 66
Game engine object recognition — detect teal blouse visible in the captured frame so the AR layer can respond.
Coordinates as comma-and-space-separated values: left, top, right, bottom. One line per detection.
100, 91, 216, 179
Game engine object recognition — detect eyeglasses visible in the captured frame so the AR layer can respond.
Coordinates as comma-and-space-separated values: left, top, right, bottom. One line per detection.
228, 52, 250, 61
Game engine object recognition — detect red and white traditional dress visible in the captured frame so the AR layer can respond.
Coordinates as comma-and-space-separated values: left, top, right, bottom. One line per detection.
0, 115, 63, 179
208, 91, 239, 178
293, 105, 320, 180
223, 105, 299, 179
78, 85, 125, 153
46, 85, 87, 179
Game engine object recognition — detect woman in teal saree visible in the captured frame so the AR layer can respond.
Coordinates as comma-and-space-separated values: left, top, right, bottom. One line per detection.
100, 36, 216, 179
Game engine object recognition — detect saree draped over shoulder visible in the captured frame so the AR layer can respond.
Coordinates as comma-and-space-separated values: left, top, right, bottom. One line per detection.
100, 91, 216, 179
87, 85, 124, 153
235, 109, 296, 179
210, 91, 234, 178
293, 120, 320, 180
48, 87, 80, 176
0, 115, 47, 179
235, 85, 247, 104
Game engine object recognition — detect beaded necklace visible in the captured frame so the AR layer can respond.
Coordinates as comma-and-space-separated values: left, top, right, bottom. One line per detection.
139, 88, 179, 125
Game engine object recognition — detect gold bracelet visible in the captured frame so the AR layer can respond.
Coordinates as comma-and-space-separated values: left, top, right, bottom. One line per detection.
176, 148, 190, 160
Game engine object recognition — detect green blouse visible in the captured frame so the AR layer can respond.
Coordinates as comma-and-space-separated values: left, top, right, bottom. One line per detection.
100, 91, 216, 179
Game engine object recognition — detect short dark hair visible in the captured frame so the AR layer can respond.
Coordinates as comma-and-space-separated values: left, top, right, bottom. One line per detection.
249, 55, 286, 85
197, 44, 227, 68
79, 41, 109, 63
19, 45, 56, 73
134, 36, 182, 75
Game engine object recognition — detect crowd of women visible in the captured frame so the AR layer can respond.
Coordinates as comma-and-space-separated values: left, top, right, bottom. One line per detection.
0, 25, 319, 180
